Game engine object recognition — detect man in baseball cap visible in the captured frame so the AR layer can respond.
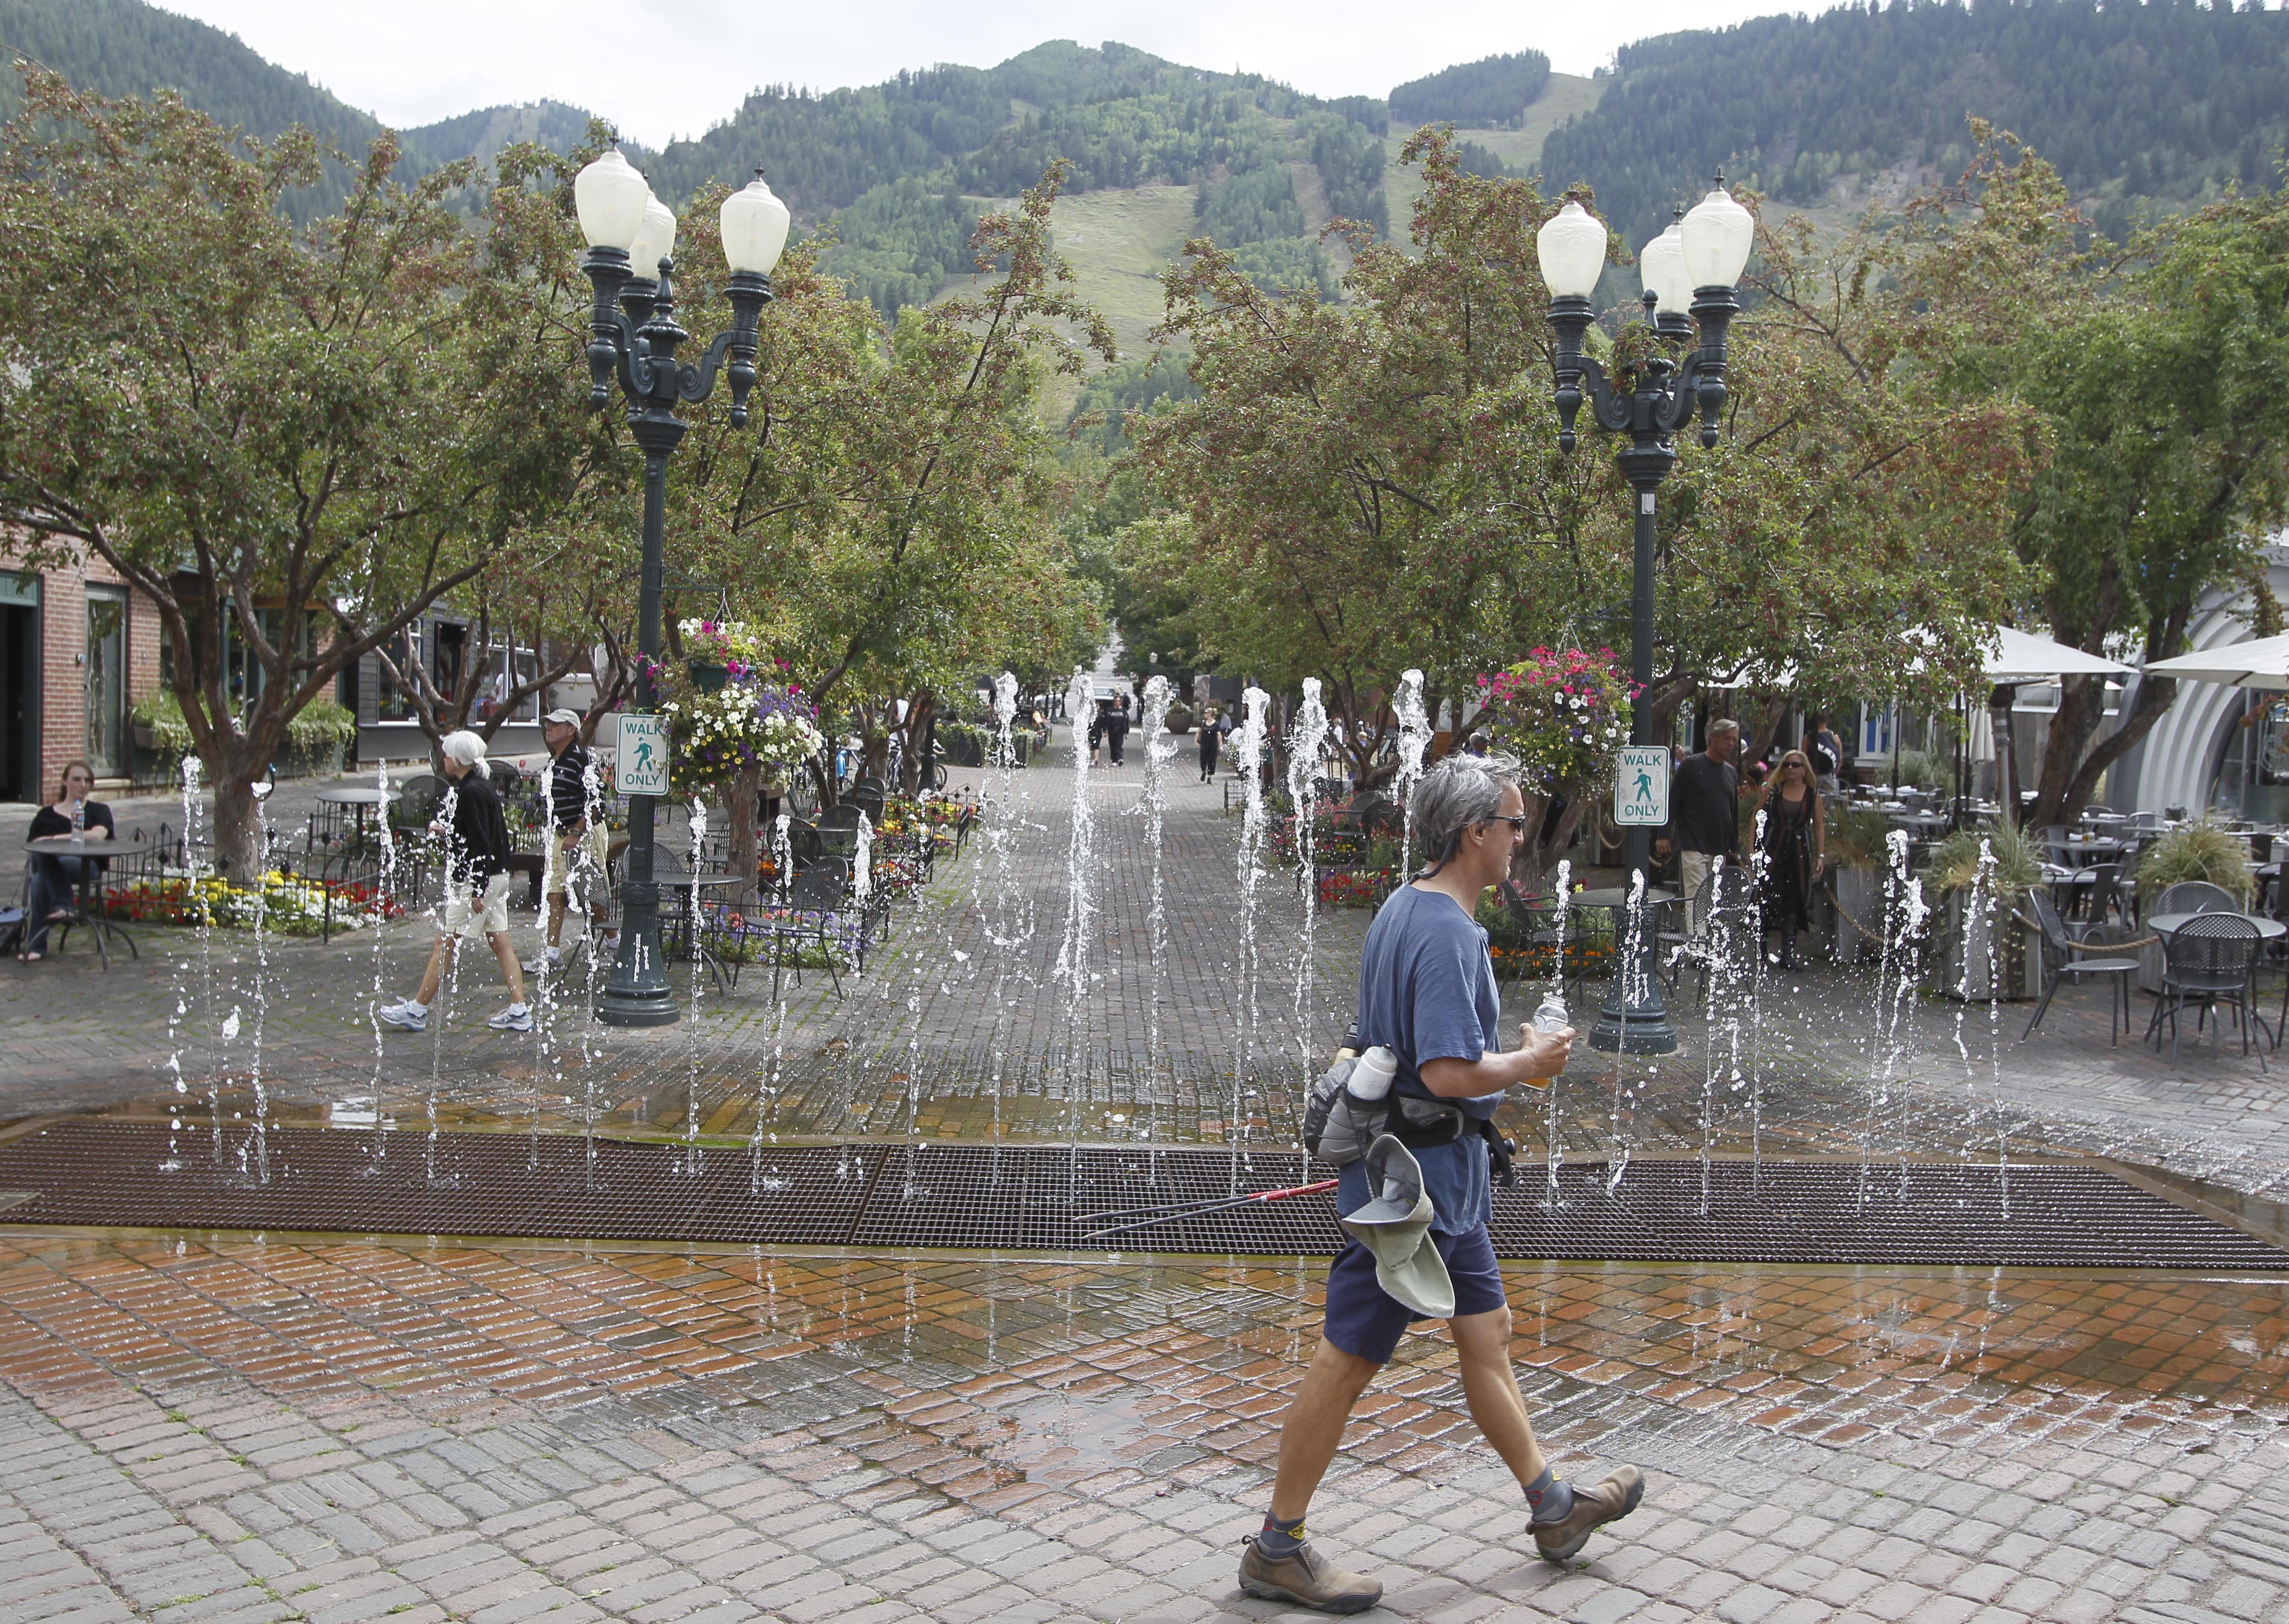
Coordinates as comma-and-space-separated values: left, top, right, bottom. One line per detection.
527, 708, 615, 974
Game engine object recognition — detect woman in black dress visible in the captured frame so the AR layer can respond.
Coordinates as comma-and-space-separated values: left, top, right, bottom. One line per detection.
1755, 749, 1825, 968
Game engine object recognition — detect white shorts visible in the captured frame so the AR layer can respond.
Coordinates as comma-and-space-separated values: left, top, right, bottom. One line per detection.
543, 825, 612, 900
441, 872, 518, 942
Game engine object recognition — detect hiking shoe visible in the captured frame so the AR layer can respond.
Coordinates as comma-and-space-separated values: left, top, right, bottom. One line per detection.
1238, 1537, 1382, 1614
488, 1005, 533, 1032
377, 1001, 426, 1032
1533, 1465, 1647, 1564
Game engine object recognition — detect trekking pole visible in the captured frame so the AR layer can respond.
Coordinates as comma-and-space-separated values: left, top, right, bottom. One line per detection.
1083, 1178, 1338, 1240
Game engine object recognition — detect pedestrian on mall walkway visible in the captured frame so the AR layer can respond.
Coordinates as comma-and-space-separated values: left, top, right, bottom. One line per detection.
1198, 709, 1220, 781
1751, 748, 1825, 968
526, 709, 615, 977
1107, 692, 1130, 766
1241, 753, 1647, 1614
1670, 719, 1742, 936
380, 730, 530, 1034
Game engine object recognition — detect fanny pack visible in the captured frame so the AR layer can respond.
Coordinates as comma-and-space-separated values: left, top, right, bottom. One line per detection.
1304, 1052, 1517, 1186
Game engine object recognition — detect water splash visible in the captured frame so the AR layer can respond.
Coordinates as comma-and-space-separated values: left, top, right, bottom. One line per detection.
1544, 858, 1571, 1207
1052, 668, 1098, 1186
751, 807, 795, 1194
1607, 866, 1651, 1194
1393, 669, 1432, 877
1231, 684, 1271, 1165
163, 757, 204, 1173
368, 756, 398, 1171
1286, 679, 1330, 1175
1139, 674, 1177, 1141
244, 779, 274, 1185
681, 797, 708, 1175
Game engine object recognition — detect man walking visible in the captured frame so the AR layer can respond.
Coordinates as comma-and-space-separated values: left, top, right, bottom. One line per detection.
526, 708, 615, 975
1670, 719, 1742, 934
1240, 754, 1647, 1613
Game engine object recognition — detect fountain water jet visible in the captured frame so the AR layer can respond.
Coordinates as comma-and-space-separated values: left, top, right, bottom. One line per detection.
1230, 684, 1271, 1172
1392, 670, 1432, 878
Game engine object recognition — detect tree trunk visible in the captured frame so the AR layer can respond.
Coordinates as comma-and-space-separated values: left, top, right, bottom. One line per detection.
1989, 685, 2021, 824
210, 757, 269, 879
726, 768, 761, 904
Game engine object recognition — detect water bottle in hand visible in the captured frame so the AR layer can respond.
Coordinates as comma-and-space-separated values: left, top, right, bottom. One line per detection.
1532, 992, 1570, 1034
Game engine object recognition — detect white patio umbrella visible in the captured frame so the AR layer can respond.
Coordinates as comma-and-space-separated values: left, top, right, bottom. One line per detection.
1981, 625, 2135, 682
2141, 631, 2289, 690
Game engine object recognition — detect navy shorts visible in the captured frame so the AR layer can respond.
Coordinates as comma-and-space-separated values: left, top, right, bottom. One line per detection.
1322, 1222, 1508, 1364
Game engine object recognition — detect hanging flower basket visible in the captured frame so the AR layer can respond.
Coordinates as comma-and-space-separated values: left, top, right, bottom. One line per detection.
688, 659, 729, 692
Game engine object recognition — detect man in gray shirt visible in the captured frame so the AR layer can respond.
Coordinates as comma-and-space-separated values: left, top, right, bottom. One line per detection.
1670, 719, 1741, 934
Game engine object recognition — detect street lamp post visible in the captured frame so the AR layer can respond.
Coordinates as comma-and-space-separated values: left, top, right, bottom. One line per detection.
575, 146, 792, 1026
1534, 180, 1754, 1055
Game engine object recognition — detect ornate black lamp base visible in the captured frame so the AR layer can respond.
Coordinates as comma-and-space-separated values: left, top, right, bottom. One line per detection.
596, 915, 679, 1027
1589, 998, 1680, 1055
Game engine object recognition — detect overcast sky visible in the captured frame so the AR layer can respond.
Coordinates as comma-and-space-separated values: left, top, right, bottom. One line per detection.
154, 0, 1820, 146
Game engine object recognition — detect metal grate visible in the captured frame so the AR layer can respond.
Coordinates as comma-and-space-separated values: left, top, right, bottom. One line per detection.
1487, 1160, 2289, 1270
0, 1124, 879, 1246
0, 1125, 2281, 1269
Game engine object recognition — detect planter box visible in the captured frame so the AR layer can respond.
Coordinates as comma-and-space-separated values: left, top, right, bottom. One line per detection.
1930, 889, 2045, 1001
1833, 864, 1885, 963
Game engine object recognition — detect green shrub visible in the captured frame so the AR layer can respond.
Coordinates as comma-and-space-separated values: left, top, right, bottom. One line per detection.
2135, 819, 2255, 909
132, 690, 354, 755
1927, 820, 2043, 898
1826, 803, 1894, 869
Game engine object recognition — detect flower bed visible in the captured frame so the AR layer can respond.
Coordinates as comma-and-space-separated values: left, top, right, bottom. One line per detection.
100, 871, 404, 935
1316, 868, 1394, 908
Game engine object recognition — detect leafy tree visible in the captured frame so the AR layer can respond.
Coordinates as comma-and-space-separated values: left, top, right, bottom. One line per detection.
1197, 164, 1305, 245
1137, 129, 2031, 869
1899, 137, 2289, 824
640, 163, 1112, 869
0, 72, 601, 873
1389, 52, 1552, 129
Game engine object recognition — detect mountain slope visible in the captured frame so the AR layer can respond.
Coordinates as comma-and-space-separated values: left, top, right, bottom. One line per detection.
0, 0, 616, 216
1541, 0, 2289, 248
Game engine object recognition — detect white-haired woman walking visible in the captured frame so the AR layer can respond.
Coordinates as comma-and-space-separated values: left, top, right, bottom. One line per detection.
380, 730, 530, 1033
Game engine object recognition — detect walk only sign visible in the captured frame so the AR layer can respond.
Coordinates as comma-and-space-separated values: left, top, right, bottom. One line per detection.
1615, 744, 1669, 827
616, 713, 671, 797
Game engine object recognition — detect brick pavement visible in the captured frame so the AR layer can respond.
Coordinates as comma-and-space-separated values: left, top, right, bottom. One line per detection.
0, 1232, 2286, 1622
6, 726, 2289, 1618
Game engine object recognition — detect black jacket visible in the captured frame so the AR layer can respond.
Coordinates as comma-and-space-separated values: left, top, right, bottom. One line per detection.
445, 771, 514, 886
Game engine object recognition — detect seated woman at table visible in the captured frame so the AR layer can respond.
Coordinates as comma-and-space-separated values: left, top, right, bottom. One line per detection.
377, 731, 529, 1033
20, 760, 113, 962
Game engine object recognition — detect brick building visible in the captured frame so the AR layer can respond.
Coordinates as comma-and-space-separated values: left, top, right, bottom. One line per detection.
0, 549, 164, 804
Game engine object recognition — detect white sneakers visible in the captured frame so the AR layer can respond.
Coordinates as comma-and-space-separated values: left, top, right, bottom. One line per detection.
521, 948, 563, 974
377, 1000, 531, 1032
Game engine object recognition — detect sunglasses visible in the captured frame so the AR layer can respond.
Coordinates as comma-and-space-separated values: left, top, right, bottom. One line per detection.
1485, 815, 1529, 834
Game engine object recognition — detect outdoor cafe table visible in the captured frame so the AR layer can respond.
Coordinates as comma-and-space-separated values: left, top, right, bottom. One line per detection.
24, 832, 156, 969
2147, 911, 2287, 942
311, 784, 397, 850
666, 873, 746, 992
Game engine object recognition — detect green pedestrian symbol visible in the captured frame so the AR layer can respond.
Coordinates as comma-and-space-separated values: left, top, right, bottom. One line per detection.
1633, 765, 1655, 803
634, 740, 656, 773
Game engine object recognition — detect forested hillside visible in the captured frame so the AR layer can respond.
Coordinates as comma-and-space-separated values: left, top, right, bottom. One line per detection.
15, 0, 2278, 326
0, 0, 613, 216
1541, 0, 2289, 247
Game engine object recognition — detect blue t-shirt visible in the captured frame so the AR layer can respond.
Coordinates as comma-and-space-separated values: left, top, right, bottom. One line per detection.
1336, 884, 1503, 1234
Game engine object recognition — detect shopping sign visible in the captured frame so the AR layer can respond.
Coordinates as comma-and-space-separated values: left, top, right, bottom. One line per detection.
616, 713, 671, 797
1614, 745, 1669, 827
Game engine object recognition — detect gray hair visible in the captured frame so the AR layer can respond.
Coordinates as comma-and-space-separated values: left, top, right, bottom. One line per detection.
1707, 718, 1741, 740
1411, 751, 1522, 873
439, 729, 491, 778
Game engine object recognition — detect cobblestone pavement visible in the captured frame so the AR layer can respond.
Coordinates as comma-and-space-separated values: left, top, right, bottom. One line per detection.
8, 728, 2289, 1620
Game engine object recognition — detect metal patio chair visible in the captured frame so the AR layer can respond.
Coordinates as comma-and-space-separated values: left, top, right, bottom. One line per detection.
2022, 891, 2139, 1045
